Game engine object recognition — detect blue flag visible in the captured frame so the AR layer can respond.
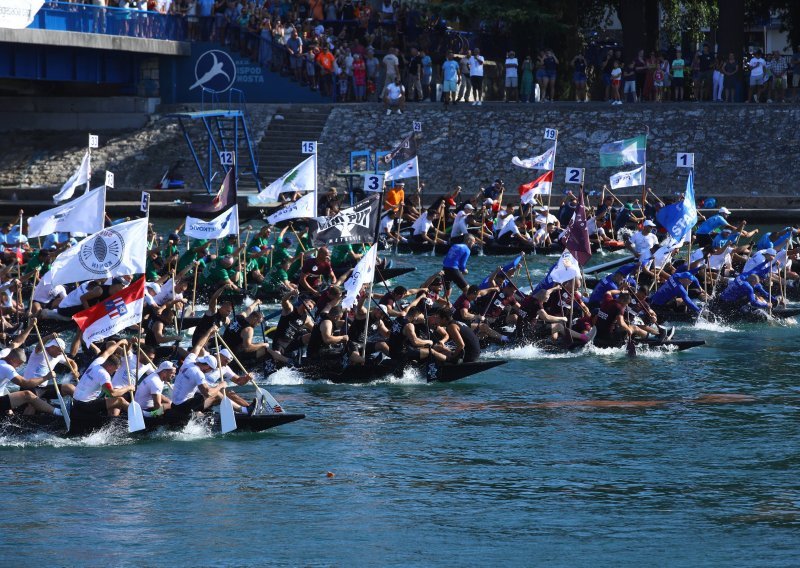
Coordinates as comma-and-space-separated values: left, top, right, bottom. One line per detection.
479, 254, 523, 289
656, 170, 697, 243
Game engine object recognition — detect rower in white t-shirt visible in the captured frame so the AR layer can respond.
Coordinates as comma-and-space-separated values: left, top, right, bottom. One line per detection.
72, 339, 132, 417
134, 361, 176, 415
0, 348, 61, 417
23, 337, 78, 398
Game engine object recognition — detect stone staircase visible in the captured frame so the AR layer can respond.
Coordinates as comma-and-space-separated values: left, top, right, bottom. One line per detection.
249, 106, 332, 189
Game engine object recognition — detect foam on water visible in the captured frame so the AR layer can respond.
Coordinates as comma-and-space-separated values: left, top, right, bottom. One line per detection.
263, 366, 318, 385
0, 422, 133, 449
157, 415, 214, 442
372, 366, 426, 385
693, 317, 740, 333
489, 344, 584, 360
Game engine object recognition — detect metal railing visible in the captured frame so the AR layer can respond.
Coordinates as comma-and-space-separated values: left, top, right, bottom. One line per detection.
29, 1, 187, 41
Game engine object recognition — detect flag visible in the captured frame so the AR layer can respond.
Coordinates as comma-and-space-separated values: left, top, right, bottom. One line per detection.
189, 169, 236, 215
562, 189, 592, 265
0, 0, 44, 28
48, 217, 149, 286
497, 215, 519, 238
308, 194, 380, 247
73, 277, 145, 346
342, 246, 378, 310
550, 251, 582, 284
383, 156, 418, 182
609, 165, 645, 189
267, 193, 316, 225
184, 205, 240, 240
53, 151, 90, 203
382, 133, 417, 165
511, 146, 555, 170
599, 135, 646, 167
656, 169, 697, 244
480, 254, 522, 289
518, 171, 553, 204
249, 155, 316, 206
29, 186, 105, 238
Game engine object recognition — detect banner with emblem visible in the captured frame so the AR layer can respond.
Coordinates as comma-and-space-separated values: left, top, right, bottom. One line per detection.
72, 277, 145, 346
308, 194, 380, 247
48, 217, 149, 286
28, 186, 106, 238
511, 146, 556, 171
609, 165, 645, 189
249, 155, 316, 206
266, 193, 316, 225
550, 251, 582, 284
184, 205, 239, 240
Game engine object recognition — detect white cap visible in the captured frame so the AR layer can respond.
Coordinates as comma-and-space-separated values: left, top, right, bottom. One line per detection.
719, 207, 731, 215
145, 282, 161, 293
157, 361, 176, 373
483, 198, 494, 206
643, 220, 656, 227
196, 355, 217, 369
375, 303, 390, 316
219, 349, 233, 360
45, 338, 66, 351
764, 248, 777, 256
463, 203, 475, 211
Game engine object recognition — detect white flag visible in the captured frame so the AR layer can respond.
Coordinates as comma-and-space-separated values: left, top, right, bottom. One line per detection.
652, 245, 675, 270
53, 151, 91, 203
512, 146, 555, 171
28, 186, 106, 238
184, 205, 239, 240
550, 251, 581, 284
609, 166, 645, 189
497, 215, 520, 238
383, 156, 419, 182
48, 218, 149, 286
267, 193, 316, 225
0, 0, 44, 29
342, 246, 378, 310
249, 155, 316, 206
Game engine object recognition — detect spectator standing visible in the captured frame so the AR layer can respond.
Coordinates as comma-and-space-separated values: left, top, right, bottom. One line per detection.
421, 49, 433, 101
653, 56, 665, 102
469, 48, 485, 105
634, 49, 647, 101
456, 50, 472, 102
748, 49, 766, 102
503, 51, 519, 102
407, 48, 423, 102
352, 53, 366, 101
697, 44, 714, 101
542, 49, 559, 101
610, 60, 622, 105
792, 51, 800, 101
198, 0, 213, 40
623, 61, 636, 102
571, 53, 587, 102
381, 47, 400, 94
767, 51, 787, 103
286, 28, 304, 82
601, 50, 614, 101
316, 44, 335, 95
365, 48, 379, 100
643, 51, 658, 101
712, 55, 724, 101
660, 53, 671, 100
383, 76, 406, 115
535, 50, 547, 102
520, 56, 534, 102
671, 47, 685, 101
441, 51, 459, 106
722, 52, 738, 102
690, 52, 701, 100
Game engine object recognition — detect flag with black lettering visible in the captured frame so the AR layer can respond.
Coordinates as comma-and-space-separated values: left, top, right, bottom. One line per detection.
382, 133, 417, 165
308, 194, 380, 247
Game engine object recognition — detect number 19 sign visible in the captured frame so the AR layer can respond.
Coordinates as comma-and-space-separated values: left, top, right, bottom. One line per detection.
676, 153, 694, 168
543, 128, 558, 141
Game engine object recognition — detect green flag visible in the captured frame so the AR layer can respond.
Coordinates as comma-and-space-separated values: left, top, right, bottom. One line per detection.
599, 135, 647, 167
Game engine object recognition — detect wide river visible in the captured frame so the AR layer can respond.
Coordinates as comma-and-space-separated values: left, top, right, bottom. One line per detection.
1, 242, 799, 566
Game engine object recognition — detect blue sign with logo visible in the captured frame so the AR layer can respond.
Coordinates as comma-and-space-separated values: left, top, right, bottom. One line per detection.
161, 42, 323, 104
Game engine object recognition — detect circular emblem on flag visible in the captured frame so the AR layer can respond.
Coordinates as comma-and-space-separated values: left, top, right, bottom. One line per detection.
78, 229, 125, 274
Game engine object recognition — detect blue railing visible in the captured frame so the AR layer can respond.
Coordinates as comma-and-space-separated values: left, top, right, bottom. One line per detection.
28, 1, 186, 41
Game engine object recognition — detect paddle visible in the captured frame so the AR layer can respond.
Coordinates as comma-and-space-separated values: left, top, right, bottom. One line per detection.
214, 333, 237, 433
215, 332, 284, 414
33, 322, 70, 432
123, 345, 145, 433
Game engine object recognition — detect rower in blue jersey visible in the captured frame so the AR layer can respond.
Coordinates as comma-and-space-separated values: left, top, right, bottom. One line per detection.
695, 207, 736, 247
718, 274, 774, 311
588, 272, 628, 309
756, 227, 796, 252
649, 271, 704, 313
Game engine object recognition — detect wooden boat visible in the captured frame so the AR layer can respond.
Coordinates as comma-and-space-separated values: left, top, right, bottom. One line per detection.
0, 408, 305, 438
265, 359, 507, 384
654, 305, 800, 324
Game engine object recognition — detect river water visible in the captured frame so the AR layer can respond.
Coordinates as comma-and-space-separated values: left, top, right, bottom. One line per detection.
1, 245, 799, 566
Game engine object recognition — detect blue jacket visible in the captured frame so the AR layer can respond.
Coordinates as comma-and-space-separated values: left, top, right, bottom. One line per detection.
720, 275, 770, 308
650, 273, 701, 313
443, 243, 471, 272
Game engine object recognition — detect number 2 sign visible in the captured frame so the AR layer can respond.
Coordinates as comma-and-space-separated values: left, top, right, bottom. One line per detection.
565, 167, 584, 184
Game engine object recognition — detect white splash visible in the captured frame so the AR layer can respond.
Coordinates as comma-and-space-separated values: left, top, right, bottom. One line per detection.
693, 317, 739, 333
373, 366, 426, 385
489, 344, 584, 360
263, 366, 316, 385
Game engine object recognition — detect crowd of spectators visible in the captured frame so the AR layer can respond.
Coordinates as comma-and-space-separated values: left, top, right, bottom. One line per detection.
55, 1, 800, 104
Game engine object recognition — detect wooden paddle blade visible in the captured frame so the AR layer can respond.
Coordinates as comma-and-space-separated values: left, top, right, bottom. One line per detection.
128, 401, 146, 433
62, 402, 71, 433
220, 397, 238, 433
627, 336, 637, 358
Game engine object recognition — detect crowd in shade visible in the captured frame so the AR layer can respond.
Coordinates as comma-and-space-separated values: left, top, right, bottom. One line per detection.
57, 1, 800, 104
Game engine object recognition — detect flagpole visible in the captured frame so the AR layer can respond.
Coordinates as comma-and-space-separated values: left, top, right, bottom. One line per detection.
313, 148, 318, 217
640, 127, 649, 208
361, 189, 384, 357
546, 133, 558, 212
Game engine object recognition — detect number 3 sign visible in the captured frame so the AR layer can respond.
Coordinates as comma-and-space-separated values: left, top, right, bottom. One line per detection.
364, 173, 384, 192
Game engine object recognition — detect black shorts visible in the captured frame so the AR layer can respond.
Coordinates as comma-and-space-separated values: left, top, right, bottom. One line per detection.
0, 394, 11, 413
72, 398, 107, 417
57, 304, 84, 317
169, 392, 205, 415
470, 76, 483, 90
672, 77, 684, 88
695, 233, 713, 247
442, 267, 468, 291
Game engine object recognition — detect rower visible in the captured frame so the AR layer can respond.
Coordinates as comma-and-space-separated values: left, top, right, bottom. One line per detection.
410, 209, 447, 246
442, 234, 476, 299
379, 286, 409, 317
695, 207, 736, 247
204, 348, 253, 411
593, 292, 649, 345
649, 271, 705, 314
716, 274, 775, 314
201, 255, 242, 292
261, 256, 300, 298
743, 247, 777, 276
298, 247, 340, 297
450, 204, 477, 245
429, 307, 482, 362
273, 292, 315, 355
42, 277, 125, 320
168, 327, 245, 416
0, 348, 62, 417
111, 342, 155, 393
22, 336, 78, 399
190, 283, 233, 347
496, 214, 534, 247
387, 304, 448, 364
347, 294, 391, 365
628, 220, 659, 261
305, 306, 349, 362
517, 288, 591, 344
379, 209, 403, 246
72, 339, 132, 417
134, 361, 176, 416
452, 285, 508, 343
221, 299, 288, 362
587, 272, 628, 310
